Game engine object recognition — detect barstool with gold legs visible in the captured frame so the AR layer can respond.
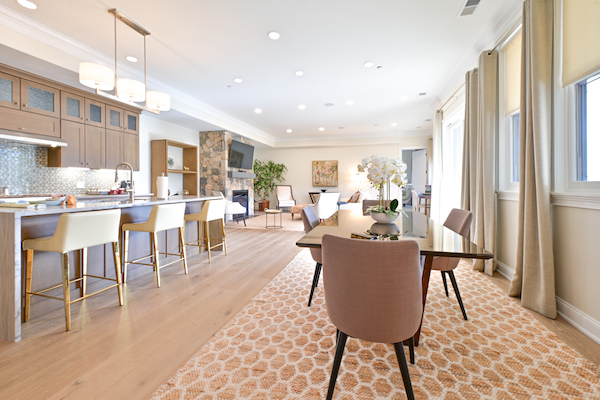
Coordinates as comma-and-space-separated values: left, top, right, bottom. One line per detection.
22, 209, 123, 331
122, 202, 187, 287
184, 199, 227, 262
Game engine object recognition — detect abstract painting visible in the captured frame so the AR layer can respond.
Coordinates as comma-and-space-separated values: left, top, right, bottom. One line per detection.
312, 160, 338, 187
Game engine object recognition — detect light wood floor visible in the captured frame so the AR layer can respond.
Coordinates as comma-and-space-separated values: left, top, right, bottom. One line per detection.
0, 227, 598, 399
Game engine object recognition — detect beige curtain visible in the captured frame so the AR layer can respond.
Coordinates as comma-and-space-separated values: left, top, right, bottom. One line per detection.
430, 110, 443, 223
461, 69, 478, 222
508, 0, 557, 319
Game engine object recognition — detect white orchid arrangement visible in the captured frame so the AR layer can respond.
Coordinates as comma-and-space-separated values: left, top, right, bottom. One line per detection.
357, 155, 408, 215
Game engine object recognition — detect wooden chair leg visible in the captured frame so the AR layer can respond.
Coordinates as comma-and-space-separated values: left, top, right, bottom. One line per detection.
81, 248, 88, 298
242, 214, 246, 227
307, 263, 322, 307
393, 342, 415, 400
197, 221, 202, 253
150, 233, 157, 271
122, 230, 130, 283
221, 219, 227, 255
326, 331, 348, 400
61, 252, 71, 331
153, 232, 161, 287
179, 227, 188, 274
24, 249, 34, 322
448, 271, 468, 320
206, 221, 211, 263
441, 271, 449, 297
112, 242, 123, 306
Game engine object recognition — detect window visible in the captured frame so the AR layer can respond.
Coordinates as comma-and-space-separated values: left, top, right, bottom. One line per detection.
510, 112, 520, 183
576, 73, 600, 181
440, 108, 464, 220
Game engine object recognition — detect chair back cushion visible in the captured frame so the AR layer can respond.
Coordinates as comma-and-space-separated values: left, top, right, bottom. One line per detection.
313, 192, 340, 219
444, 208, 473, 238
347, 191, 361, 203
147, 203, 186, 232
301, 206, 320, 232
411, 190, 419, 209
276, 185, 293, 201
322, 235, 422, 344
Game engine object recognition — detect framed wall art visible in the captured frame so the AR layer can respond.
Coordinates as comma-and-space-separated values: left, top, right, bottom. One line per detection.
312, 160, 338, 187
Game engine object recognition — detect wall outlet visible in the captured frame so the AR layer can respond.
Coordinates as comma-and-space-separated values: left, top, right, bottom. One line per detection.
76, 181, 85, 189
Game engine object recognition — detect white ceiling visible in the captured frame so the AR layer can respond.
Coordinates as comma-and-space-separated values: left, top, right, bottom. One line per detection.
0, 0, 521, 145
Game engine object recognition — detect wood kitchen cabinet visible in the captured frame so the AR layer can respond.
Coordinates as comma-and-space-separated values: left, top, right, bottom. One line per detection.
123, 132, 139, 171
20, 79, 60, 118
85, 98, 106, 128
48, 120, 105, 168
123, 110, 139, 134
60, 91, 85, 123
0, 71, 20, 110
105, 128, 123, 169
0, 106, 60, 137
106, 105, 124, 131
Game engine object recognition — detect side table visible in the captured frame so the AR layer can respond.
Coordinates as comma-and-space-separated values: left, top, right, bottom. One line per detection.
265, 209, 283, 229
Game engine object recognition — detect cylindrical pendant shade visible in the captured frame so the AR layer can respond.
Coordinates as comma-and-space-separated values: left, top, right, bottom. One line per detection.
146, 91, 171, 111
79, 62, 114, 91
117, 79, 146, 102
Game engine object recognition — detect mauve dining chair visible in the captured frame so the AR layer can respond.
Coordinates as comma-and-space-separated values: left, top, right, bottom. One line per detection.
432, 208, 473, 320
301, 206, 322, 307
321, 234, 422, 400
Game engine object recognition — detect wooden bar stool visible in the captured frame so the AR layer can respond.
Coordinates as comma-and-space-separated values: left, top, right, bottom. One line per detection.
22, 209, 123, 331
122, 203, 187, 288
184, 199, 226, 263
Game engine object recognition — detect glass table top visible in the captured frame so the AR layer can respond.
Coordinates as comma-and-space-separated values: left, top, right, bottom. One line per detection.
296, 210, 493, 259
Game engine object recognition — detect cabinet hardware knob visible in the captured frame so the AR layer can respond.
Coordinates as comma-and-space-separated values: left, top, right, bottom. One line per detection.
86, 163, 90, 165
14, 102, 18, 105
19, 127, 25, 130
23, 104, 27, 107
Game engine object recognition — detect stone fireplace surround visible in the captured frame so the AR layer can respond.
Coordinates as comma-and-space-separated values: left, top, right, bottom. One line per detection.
199, 131, 254, 221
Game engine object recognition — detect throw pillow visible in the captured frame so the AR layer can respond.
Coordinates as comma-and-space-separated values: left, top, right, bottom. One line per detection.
348, 191, 361, 203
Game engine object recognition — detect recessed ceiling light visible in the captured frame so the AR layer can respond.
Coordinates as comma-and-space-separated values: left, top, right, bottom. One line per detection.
319, 127, 325, 131
391, 123, 397, 127
417, 126, 422, 129
419, 92, 427, 96
363, 61, 374, 68
268, 31, 280, 40
234, 78, 243, 83
295, 70, 304, 76
425, 119, 432, 122
286, 129, 292, 133
17, 0, 37, 9
346, 100, 354, 106
400, 96, 408, 101
125, 56, 137, 63
324, 103, 334, 107
254, 108, 262, 114
298, 105, 306, 110
338, 127, 345, 129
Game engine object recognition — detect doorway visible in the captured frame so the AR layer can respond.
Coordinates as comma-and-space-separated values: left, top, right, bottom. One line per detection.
400, 148, 428, 207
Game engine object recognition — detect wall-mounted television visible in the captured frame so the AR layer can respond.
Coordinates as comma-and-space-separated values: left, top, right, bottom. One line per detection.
228, 140, 255, 170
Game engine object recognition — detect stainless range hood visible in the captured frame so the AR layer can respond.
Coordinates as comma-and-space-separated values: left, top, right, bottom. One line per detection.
0, 129, 68, 147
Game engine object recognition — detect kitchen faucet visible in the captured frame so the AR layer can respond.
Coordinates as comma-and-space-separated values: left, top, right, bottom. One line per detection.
115, 162, 135, 202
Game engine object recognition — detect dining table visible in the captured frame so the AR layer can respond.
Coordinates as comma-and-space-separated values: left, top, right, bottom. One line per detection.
295, 209, 494, 346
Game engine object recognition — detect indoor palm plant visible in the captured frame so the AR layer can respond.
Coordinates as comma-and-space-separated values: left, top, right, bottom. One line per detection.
253, 159, 287, 211
357, 155, 408, 223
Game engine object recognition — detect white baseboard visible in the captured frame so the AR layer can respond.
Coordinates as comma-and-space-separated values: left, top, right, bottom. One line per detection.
494, 260, 600, 346
556, 297, 600, 346
495, 260, 515, 280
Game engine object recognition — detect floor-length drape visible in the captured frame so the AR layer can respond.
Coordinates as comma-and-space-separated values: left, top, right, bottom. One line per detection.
461, 69, 478, 226
508, 0, 557, 319
430, 110, 443, 223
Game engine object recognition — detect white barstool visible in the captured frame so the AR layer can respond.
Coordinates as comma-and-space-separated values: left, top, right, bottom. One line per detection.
122, 203, 187, 288
22, 209, 123, 331
184, 199, 227, 263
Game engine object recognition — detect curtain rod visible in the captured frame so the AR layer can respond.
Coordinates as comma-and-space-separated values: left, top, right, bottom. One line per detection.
439, 82, 465, 111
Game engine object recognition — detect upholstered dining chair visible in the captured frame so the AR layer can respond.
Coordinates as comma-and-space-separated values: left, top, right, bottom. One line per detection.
313, 192, 340, 220
433, 208, 473, 320
411, 190, 424, 213
321, 235, 422, 400
276, 185, 296, 210
301, 206, 322, 307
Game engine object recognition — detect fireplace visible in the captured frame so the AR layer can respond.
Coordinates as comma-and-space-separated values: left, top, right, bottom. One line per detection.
232, 190, 249, 216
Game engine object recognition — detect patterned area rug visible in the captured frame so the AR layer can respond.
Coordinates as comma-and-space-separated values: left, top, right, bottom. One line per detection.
152, 250, 600, 399
226, 212, 304, 232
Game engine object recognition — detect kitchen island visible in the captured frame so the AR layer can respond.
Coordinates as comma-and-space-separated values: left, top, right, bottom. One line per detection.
0, 195, 221, 342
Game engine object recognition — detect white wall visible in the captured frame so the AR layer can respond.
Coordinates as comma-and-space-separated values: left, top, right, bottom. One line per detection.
134, 114, 199, 195
255, 137, 430, 205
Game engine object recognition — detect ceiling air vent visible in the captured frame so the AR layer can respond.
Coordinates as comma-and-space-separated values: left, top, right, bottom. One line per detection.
457, 0, 481, 18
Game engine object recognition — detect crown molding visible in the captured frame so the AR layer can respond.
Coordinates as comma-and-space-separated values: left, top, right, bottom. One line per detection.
0, 4, 276, 144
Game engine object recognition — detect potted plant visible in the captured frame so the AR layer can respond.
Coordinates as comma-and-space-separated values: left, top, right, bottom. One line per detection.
253, 159, 287, 211
357, 155, 408, 223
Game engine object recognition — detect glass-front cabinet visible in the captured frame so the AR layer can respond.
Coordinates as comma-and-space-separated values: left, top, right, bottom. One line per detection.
106, 105, 124, 131
0, 72, 20, 110
124, 110, 139, 134
60, 91, 85, 123
85, 98, 106, 128
20, 80, 60, 118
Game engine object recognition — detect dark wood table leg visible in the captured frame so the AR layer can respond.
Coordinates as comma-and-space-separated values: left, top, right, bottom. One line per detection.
414, 254, 433, 346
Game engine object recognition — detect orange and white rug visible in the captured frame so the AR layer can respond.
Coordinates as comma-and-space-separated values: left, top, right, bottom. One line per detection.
152, 250, 600, 399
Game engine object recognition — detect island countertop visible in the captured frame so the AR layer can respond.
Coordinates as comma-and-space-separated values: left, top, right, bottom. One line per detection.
0, 195, 221, 217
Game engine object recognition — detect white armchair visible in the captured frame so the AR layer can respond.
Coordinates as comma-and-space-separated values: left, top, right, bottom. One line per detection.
339, 189, 369, 213
313, 192, 340, 220
213, 191, 247, 226
276, 185, 296, 209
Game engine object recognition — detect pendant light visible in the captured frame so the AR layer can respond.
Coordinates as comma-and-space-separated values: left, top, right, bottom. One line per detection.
79, 62, 114, 91
117, 78, 145, 102
146, 91, 171, 111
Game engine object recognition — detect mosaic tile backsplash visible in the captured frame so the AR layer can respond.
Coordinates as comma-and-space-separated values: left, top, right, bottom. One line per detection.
0, 140, 117, 196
